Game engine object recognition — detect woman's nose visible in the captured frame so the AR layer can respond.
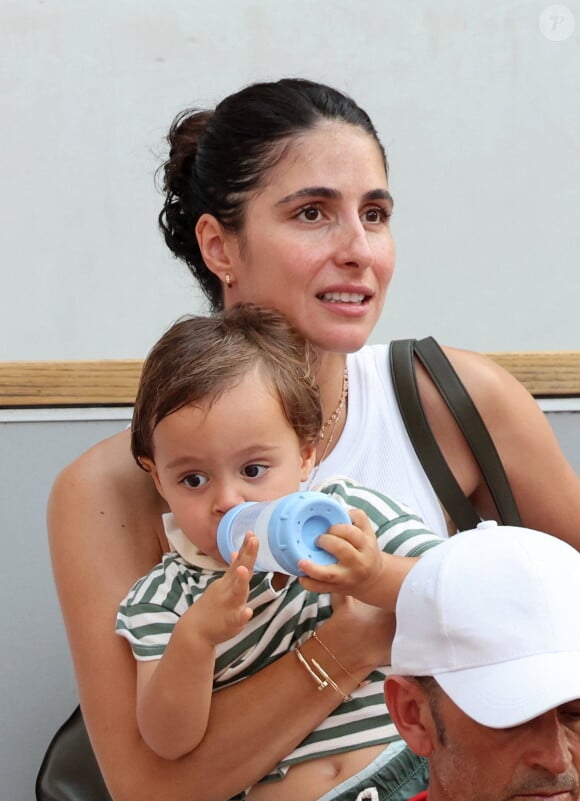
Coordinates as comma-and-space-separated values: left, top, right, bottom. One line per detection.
334, 217, 374, 270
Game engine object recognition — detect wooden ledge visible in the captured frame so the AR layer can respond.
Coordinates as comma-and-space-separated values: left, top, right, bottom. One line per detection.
0, 361, 143, 407
0, 352, 579, 407
486, 352, 580, 398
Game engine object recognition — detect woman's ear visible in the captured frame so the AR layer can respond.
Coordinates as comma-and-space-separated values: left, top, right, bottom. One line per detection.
300, 443, 318, 482
384, 677, 435, 758
195, 213, 238, 282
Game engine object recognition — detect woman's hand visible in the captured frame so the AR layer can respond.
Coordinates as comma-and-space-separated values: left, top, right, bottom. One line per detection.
325, 590, 397, 668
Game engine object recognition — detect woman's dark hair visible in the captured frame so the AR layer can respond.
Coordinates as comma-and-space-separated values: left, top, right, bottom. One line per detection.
158, 78, 387, 311
131, 303, 322, 465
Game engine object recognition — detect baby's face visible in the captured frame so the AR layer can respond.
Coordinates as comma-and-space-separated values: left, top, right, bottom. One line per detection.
143, 369, 315, 561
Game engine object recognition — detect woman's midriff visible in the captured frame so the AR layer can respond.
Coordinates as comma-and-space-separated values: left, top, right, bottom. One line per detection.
246, 743, 386, 801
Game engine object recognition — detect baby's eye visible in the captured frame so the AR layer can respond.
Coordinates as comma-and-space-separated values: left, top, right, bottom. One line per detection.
242, 464, 268, 479
181, 473, 208, 489
296, 205, 323, 223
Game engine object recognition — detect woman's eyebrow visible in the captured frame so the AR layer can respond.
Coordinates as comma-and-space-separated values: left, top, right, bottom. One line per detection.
365, 189, 394, 209
275, 187, 393, 206
275, 186, 340, 205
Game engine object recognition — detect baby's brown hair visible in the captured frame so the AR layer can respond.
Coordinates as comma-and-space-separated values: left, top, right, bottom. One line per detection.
131, 304, 322, 465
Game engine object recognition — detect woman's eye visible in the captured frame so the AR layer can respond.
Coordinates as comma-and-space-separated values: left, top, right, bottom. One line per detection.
297, 205, 322, 223
242, 464, 268, 479
362, 206, 391, 224
181, 473, 208, 489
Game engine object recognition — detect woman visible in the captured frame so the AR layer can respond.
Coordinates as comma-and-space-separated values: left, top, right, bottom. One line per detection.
48, 78, 580, 801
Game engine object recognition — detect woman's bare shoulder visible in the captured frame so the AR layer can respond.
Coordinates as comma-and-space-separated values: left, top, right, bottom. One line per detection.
51, 427, 157, 502
435, 345, 580, 544
48, 428, 167, 590
437, 344, 557, 442
440, 344, 531, 406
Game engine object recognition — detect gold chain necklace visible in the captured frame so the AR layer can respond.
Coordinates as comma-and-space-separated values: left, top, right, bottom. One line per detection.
318, 366, 349, 455
306, 367, 349, 490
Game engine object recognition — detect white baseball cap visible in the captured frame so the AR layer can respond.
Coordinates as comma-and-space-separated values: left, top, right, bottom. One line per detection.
391, 522, 580, 728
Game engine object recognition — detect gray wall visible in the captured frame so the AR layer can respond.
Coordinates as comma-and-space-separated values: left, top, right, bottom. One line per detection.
1, 0, 580, 361
1, 406, 579, 801
0, 414, 129, 801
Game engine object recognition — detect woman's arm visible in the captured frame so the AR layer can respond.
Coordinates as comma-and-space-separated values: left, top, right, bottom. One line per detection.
420, 347, 580, 547
48, 429, 395, 801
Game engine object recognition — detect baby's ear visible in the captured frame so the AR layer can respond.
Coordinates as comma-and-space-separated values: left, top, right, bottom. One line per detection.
300, 443, 317, 481
137, 457, 164, 498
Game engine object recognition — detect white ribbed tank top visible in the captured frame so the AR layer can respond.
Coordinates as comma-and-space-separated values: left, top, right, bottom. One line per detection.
307, 344, 448, 537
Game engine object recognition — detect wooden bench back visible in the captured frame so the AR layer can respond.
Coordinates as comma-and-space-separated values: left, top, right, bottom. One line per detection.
0, 353, 579, 407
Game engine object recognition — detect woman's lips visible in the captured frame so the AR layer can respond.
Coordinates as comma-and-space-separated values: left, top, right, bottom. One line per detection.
317, 291, 370, 303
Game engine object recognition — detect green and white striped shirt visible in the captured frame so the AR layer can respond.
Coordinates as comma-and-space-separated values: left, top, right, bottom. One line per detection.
116, 478, 442, 783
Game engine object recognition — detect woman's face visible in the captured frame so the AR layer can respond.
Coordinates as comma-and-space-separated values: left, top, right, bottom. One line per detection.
222, 122, 395, 353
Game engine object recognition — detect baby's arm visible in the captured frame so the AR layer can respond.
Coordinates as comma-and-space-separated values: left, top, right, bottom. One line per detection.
136, 535, 257, 759
298, 509, 412, 608
299, 481, 444, 608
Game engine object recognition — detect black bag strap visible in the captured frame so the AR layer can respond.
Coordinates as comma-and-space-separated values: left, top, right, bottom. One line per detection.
413, 337, 522, 525
389, 339, 481, 531
390, 337, 522, 529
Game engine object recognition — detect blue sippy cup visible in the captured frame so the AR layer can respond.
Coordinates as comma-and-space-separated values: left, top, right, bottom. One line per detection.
217, 491, 350, 575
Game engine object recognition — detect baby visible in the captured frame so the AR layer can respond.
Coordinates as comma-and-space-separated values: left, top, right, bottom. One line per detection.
116, 303, 441, 796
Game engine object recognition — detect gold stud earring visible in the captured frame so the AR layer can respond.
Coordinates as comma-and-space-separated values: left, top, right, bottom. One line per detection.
225, 273, 233, 288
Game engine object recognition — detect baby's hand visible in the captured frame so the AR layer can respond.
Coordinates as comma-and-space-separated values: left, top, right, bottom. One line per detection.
298, 509, 386, 605
185, 533, 257, 646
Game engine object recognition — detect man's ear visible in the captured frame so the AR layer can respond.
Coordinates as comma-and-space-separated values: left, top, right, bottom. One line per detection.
137, 457, 165, 500
195, 213, 238, 281
300, 443, 318, 482
385, 677, 435, 758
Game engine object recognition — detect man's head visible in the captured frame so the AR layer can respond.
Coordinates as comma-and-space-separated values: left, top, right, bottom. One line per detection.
385, 525, 580, 801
